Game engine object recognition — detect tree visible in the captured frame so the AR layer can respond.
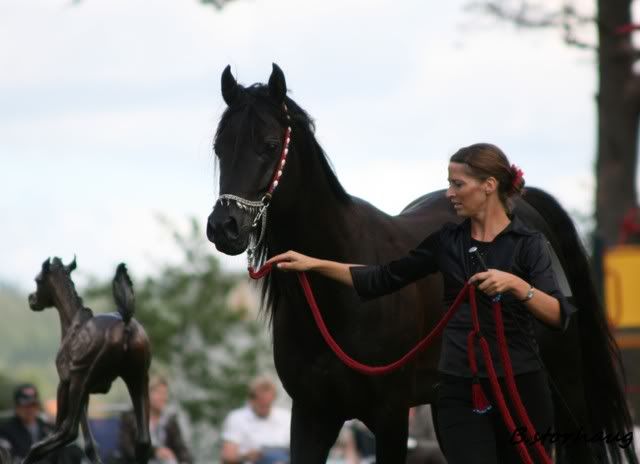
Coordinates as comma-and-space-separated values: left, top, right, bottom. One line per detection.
73, 0, 237, 8
86, 217, 274, 460
198, 0, 236, 8
469, 0, 639, 248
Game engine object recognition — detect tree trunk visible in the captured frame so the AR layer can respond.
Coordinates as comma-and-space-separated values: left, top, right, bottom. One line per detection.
595, 0, 639, 247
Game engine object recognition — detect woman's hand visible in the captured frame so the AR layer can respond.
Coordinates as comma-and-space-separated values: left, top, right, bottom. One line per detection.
264, 250, 319, 272
468, 269, 519, 297
469, 270, 563, 327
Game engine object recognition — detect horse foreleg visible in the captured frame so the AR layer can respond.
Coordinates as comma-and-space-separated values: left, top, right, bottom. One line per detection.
80, 399, 102, 464
289, 401, 343, 464
123, 372, 151, 464
54, 380, 70, 429
369, 407, 410, 464
23, 377, 86, 464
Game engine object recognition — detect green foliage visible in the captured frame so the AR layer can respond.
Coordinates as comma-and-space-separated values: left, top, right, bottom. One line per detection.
0, 284, 60, 401
0, 371, 16, 411
85, 217, 273, 431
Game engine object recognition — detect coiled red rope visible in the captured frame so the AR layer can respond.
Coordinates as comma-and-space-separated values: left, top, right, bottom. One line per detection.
248, 262, 552, 464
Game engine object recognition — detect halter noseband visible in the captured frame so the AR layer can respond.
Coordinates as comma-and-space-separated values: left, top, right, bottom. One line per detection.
215, 103, 292, 267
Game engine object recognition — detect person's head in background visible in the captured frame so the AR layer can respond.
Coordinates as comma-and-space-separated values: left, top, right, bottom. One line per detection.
13, 384, 41, 427
248, 375, 277, 418
149, 375, 170, 416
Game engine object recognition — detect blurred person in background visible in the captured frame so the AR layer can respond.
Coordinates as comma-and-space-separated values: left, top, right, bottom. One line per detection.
326, 421, 361, 464
118, 375, 192, 464
0, 446, 9, 464
220, 374, 290, 464
0, 383, 82, 464
406, 405, 446, 464
629, 403, 640, 460
349, 421, 375, 463
343, 408, 446, 464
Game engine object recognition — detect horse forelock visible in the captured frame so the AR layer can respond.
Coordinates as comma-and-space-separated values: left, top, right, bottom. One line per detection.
215, 85, 315, 142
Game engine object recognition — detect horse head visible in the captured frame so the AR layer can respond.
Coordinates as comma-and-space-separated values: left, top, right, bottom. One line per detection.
206, 63, 304, 256
28, 256, 77, 311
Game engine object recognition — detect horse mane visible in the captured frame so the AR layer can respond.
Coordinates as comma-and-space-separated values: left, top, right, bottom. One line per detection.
49, 257, 85, 310
214, 84, 352, 324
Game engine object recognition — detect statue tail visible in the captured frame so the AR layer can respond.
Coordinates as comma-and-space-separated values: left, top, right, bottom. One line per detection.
113, 263, 135, 325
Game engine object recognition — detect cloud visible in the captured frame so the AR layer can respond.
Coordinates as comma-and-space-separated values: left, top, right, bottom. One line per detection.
0, 0, 614, 287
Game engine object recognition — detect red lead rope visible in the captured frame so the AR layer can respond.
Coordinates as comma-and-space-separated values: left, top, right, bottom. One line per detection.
248, 263, 552, 464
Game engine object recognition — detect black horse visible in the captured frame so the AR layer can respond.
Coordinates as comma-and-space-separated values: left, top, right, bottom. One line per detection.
206, 64, 637, 464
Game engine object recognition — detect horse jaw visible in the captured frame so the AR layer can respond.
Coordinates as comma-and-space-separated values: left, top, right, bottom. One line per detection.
211, 235, 250, 256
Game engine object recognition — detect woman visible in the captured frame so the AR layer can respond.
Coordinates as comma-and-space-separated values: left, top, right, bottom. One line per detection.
265, 143, 576, 463
119, 375, 193, 464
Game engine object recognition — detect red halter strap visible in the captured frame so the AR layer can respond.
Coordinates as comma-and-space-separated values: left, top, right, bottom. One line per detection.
247, 263, 552, 464
267, 104, 292, 195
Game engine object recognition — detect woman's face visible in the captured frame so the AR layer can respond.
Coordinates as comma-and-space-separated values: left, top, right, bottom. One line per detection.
446, 162, 488, 217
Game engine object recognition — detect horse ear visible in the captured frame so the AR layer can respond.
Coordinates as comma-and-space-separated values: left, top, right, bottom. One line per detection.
42, 258, 50, 273
65, 255, 77, 274
221, 65, 241, 106
268, 63, 287, 105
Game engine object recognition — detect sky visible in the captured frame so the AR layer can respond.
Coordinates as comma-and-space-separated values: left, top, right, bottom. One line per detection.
1, 0, 631, 291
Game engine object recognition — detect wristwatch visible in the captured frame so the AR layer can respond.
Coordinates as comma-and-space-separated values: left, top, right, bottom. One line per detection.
520, 285, 535, 302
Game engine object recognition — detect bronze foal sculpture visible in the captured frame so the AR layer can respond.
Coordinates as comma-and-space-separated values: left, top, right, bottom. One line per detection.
26, 258, 152, 464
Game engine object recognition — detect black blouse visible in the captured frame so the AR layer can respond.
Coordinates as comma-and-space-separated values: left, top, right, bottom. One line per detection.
349, 215, 577, 378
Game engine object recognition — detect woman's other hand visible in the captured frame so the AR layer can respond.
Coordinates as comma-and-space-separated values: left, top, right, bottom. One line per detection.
265, 250, 319, 272
468, 269, 518, 297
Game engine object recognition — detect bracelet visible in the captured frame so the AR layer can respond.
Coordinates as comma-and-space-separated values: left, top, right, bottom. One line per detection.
520, 285, 534, 302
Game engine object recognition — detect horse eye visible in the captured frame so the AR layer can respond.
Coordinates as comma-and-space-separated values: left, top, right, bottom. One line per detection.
261, 141, 279, 156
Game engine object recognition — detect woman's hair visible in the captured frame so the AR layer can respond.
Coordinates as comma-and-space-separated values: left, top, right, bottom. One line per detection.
449, 143, 525, 211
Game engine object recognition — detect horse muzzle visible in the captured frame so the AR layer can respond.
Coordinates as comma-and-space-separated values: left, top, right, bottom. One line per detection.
28, 293, 45, 311
206, 204, 252, 255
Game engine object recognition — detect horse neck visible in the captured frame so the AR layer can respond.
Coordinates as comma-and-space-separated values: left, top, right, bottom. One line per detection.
268, 146, 353, 255
48, 279, 83, 339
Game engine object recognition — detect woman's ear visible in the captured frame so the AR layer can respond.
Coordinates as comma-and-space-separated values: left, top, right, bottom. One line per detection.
484, 177, 498, 194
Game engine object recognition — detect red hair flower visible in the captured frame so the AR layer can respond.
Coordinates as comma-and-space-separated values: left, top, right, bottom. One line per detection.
510, 164, 524, 194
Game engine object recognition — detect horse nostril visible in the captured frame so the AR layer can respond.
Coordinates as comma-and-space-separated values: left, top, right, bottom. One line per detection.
223, 217, 239, 240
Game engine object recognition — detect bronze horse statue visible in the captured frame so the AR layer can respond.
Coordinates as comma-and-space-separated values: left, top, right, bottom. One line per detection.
206, 64, 637, 464
26, 258, 151, 464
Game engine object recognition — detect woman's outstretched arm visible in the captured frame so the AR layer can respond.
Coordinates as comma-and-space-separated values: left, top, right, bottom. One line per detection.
264, 228, 440, 300
264, 251, 362, 287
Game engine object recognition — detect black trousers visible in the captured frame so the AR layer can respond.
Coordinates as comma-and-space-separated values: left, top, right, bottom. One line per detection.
435, 370, 555, 464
